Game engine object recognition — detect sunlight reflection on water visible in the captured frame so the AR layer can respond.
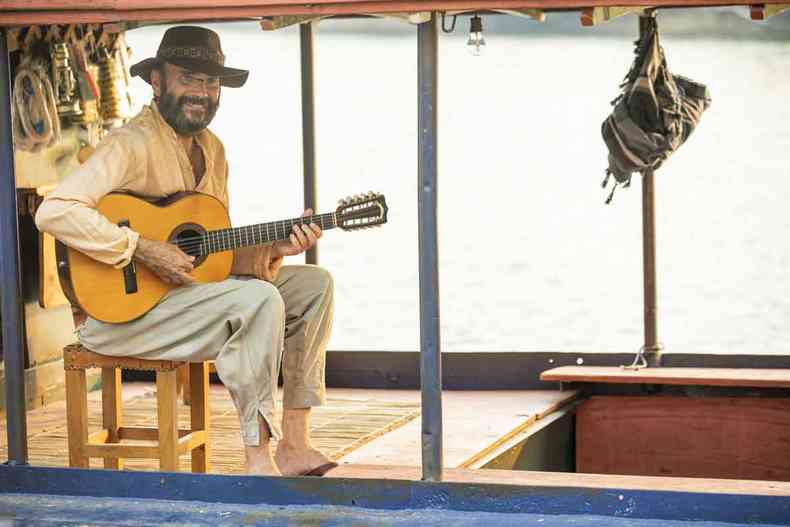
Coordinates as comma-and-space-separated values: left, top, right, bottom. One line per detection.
126, 22, 790, 354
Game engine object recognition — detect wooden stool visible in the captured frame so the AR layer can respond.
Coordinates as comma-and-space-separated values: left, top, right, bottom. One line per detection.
63, 343, 210, 472
177, 361, 217, 405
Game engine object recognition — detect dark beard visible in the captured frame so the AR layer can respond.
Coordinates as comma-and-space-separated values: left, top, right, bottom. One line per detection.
158, 88, 219, 136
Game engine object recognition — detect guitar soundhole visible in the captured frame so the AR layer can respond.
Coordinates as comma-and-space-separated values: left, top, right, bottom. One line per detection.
169, 223, 208, 268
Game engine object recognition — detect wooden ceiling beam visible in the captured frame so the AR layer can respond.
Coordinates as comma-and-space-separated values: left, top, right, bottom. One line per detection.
580, 5, 650, 25
750, 2, 790, 18
1, 0, 789, 26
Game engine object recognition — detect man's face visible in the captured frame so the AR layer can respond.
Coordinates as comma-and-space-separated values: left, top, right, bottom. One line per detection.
153, 62, 221, 136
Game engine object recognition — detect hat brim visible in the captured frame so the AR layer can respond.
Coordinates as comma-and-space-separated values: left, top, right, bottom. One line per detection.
130, 57, 248, 88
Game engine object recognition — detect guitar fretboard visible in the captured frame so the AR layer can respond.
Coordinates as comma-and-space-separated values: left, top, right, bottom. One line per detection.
176, 212, 337, 255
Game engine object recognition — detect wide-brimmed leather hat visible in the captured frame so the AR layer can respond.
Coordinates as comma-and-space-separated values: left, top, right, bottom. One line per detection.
130, 26, 248, 88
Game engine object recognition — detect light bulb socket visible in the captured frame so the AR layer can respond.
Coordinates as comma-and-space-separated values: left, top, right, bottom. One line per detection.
470, 15, 483, 34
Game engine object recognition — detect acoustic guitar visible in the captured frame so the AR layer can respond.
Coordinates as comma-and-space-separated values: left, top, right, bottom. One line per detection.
56, 191, 388, 324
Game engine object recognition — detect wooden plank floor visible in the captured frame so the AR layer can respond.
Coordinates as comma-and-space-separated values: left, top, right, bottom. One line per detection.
0, 384, 420, 474
1, 386, 578, 473
340, 390, 579, 468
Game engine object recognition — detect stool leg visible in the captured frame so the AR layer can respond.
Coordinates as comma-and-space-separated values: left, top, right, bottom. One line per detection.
177, 363, 191, 406
65, 369, 89, 468
189, 362, 210, 473
101, 367, 123, 470
156, 369, 179, 472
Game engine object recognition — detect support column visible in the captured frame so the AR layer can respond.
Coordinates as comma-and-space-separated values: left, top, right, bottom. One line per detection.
0, 28, 29, 465
640, 13, 662, 367
300, 22, 318, 265
417, 13, 443, 482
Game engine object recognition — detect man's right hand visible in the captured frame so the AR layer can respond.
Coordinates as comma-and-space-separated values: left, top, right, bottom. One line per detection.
134, 238, 196, 286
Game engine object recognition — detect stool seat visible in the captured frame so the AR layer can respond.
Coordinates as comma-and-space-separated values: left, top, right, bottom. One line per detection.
64, 343, 210, 473
64, 343, 184, 371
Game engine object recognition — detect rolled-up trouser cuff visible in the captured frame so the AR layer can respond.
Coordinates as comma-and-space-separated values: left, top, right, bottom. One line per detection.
240, 407, 282, 446
283, 386, 326, 409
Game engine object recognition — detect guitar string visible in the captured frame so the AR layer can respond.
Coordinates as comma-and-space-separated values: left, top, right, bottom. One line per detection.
173, 213, 340, 253
170, 213, 335, 247
174, 220, 381, 254
175, 215, 382, 255
172, 207, 381, 252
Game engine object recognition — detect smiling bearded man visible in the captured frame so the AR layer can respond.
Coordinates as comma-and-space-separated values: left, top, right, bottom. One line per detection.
156, 65, 220, 135
35, 26, 337, 478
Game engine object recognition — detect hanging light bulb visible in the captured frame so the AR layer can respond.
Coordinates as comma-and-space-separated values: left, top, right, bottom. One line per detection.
466, 14, 486, 56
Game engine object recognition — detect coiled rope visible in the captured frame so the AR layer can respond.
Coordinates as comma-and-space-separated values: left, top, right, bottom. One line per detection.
12, 59, 61, 152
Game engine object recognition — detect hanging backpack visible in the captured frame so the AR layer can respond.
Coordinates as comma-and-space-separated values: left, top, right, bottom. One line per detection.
601, 15, 712, 203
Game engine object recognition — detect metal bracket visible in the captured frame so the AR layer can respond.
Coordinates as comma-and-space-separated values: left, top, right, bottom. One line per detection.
750, 3, 790, 19
621, 346, 648, 371
581, 6, 652, 27
259, 16, 326, 31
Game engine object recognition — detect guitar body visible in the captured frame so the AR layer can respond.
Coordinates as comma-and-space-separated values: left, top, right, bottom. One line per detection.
55, 189, 388, 324
57, 192, 234, 324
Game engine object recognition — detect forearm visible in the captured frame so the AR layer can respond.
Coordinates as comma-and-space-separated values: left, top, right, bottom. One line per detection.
133, 238, 158, 266
34, 133, 139, 268
131, 237, 196, 286
35, 197, 139, 268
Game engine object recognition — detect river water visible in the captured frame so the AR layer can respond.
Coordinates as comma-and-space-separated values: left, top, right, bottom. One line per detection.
125, 20, 790, 354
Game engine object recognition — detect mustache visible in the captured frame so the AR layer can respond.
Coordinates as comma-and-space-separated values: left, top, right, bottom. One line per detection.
179, 95, 210, 107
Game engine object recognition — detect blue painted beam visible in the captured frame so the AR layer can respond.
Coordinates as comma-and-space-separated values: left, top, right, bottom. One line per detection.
2, 492, 786, 527
2, 465, 789, 525
0, 27, 29, 466
417, 11, 443, 483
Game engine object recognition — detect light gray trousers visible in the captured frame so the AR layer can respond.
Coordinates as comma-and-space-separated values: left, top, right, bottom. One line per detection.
79, 265, 334, 446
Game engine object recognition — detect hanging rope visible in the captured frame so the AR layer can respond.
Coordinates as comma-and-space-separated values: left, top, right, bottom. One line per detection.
12, 58, 61, 153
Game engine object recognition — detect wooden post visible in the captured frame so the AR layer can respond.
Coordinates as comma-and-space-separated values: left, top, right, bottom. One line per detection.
101, 367, 123, 469
156, 370, 179, 471
639, 13, 663, 367
189, 362, 210, 473
65, 369, 89, 468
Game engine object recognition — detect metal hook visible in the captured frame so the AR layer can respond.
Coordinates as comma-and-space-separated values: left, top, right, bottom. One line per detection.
621, 346, 648, 371
441, 12, 458, 33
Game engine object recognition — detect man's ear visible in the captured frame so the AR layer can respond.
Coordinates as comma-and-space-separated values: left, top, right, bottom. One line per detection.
150, 67, 162, 98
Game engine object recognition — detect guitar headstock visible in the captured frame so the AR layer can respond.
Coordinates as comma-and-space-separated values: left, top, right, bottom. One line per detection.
336, 192, 388, 231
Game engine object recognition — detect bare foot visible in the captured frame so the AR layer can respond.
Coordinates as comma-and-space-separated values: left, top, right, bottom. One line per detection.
245, 445, 281, 476
274, 442, 334, 476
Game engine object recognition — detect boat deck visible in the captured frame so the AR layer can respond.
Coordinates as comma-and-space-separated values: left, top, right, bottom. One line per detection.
0, 383, 577, 473
3, 383, 790, 526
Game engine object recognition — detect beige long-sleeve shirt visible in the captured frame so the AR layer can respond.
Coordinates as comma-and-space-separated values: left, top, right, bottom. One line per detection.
35, 102, 279, 277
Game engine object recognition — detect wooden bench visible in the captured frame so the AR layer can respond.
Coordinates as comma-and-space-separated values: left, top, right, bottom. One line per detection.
64, 343, 211, 472
540, 365, 790, 388
540, 366, 790, 481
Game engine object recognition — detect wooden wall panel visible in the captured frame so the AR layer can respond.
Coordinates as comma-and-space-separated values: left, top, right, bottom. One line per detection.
577, 396, 790, 481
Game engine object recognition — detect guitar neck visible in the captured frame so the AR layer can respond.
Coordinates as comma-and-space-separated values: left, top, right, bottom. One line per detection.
201, 212, 338, 254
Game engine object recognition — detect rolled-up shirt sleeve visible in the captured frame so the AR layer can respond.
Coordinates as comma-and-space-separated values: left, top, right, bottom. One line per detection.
35, 134, 141, 268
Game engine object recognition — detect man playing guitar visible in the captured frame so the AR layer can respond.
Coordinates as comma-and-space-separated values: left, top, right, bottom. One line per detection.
35, 26, 336, 477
